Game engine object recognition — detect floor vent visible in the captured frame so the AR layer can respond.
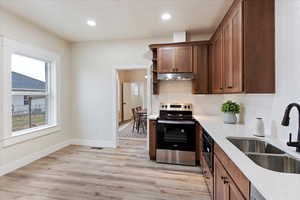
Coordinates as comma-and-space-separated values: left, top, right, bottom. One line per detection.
91, 147, 103, 150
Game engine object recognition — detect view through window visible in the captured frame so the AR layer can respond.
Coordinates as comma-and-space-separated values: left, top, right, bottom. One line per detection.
11, 54, 50, 132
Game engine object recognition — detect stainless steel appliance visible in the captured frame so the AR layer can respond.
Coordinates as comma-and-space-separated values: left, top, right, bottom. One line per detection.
156, 103, 196, 166
203, 129, 214, 172
157, 73, 194, 81
202, 129, 214, 196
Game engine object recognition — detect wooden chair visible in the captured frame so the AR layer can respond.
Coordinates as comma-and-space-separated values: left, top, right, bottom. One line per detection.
132, 108, 139, 133
136, 106, 142, 111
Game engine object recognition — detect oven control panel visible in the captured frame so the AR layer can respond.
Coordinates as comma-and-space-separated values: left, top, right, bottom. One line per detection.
160, 103, 192, 111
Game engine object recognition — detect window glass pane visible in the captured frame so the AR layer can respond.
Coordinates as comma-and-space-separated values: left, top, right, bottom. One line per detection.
11, 54, 47, 92
11, 54, 50, 132
12, 96, 30, 132
12, 95, 48, 132
31, 96, 48, 128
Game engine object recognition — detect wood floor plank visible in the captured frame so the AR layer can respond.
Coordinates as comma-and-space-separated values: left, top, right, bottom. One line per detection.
0, 138, 211, 200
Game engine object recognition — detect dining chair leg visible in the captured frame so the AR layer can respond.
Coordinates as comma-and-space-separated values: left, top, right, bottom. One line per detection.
137, 118, 141, 134
132, 120, 136, 133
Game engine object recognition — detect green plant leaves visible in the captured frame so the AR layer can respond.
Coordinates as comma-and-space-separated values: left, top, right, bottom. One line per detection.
221, 101, 240, 114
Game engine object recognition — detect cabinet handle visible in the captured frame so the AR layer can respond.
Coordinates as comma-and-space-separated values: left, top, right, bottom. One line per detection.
221, 176, 227, 180
224, 180, 229, 184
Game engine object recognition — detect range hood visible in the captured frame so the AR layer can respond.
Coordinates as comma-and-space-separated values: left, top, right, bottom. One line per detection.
157, 73, 194, 81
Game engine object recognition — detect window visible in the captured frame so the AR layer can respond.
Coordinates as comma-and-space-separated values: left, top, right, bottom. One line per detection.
11, 54, 53, 132
131, 83, 140, 96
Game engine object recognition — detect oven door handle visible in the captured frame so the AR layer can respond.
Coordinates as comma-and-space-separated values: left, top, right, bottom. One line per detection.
157, 120, 195, 125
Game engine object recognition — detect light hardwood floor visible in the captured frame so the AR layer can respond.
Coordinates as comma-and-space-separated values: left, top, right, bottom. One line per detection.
0, 138, 211, 200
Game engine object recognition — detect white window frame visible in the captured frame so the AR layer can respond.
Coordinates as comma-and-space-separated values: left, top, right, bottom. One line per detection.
0, 37, 61, 147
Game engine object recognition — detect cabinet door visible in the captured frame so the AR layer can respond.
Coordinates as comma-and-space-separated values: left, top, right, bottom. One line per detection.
228, 177, 247, 200
211, 30, 224, 94
192, 45, 209, 94
223, 19, 233, 91
223, 2, 243, 93
174, 46, 193, 73
196, 123, 204, 164
149, 120, 156, 160
158, 47, 175, 73
214, 156, 227, 200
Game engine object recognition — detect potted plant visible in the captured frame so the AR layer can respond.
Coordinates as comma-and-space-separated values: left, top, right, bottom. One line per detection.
221, 101, 240, 124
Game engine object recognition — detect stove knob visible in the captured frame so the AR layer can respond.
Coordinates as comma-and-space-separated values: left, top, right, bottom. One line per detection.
184, 106, 187, 109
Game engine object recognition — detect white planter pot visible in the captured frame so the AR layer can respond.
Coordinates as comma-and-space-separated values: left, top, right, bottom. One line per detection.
223, 113, 237, 124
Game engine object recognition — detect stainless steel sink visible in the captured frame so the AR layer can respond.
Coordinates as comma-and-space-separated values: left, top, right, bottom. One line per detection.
247, 153, 300, 174
227, 137, 300, 174
227, 137, 285, 154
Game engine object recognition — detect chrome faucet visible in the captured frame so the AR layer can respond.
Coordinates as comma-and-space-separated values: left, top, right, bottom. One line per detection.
281, 103, 300, 152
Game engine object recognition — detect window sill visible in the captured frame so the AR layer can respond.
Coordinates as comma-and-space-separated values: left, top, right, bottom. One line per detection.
3, 124, 61, 148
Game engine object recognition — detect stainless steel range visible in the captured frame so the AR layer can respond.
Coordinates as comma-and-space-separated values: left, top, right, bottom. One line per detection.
156, 103, 196, 166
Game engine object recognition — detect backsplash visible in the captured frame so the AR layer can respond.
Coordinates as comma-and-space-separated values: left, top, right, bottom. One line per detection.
151, 81, 224, 116
152, 82, 298, 144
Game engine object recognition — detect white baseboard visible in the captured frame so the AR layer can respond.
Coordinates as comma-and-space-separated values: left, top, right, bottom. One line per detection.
0, 140, 71, 176
70, 139, 116, 148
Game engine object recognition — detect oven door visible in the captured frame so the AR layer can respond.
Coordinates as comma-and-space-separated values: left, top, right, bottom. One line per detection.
156, 120, 196, 151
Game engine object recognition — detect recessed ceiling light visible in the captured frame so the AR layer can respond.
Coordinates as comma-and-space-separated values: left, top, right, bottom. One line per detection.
86, 19, 96, 27
161, 13, 172, 21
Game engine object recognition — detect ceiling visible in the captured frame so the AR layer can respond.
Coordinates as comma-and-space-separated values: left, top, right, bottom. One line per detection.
0, 0, 233, 42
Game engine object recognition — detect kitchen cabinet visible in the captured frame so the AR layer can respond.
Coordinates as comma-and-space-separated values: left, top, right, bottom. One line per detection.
210, 0, 275, 94
150, 41, 210, 95
149, 120, 156, 160
157, 47, 174, 73
157, 46, 193, 73
222, 2, 243, 93
214, 156, 246, 200
211, 30, 224, 94
151, 48, 159, 95
214, 156, 228, 200
214, 143, 250, 200
174, 46, 193, 73
192, 44, 209, 94
196, 122, 205, 164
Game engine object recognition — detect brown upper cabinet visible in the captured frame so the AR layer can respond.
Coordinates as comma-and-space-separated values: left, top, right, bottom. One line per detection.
157, 46, 193, 73
157, 47, 174, 73
210, 0, 275, 94
192, 45, 209, 94
150, 41, 210, 94
211, 30, 224, 94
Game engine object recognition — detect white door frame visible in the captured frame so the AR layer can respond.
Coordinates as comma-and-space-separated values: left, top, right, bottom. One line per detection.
112, 65, 152, 147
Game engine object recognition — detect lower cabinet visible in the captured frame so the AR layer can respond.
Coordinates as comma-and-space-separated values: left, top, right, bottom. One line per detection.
214, 156, 246, 200
214, 144, 250, 200
149, 120, 156, 160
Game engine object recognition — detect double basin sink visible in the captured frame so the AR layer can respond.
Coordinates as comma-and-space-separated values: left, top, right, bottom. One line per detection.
227, 137, 300, 174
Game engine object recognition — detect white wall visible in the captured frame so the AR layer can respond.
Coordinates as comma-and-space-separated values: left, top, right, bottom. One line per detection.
0, 8, 72, 165
71, 35, 210, 143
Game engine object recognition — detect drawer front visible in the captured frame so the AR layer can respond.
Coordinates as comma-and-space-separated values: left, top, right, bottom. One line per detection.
214, 143, 250, 199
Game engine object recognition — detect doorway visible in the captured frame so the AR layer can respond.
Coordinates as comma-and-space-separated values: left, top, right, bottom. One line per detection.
114, 68, 151, 146
121, 82, 145, 124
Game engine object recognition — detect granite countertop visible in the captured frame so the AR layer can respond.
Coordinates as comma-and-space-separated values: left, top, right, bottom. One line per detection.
193, 115, 300, 200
